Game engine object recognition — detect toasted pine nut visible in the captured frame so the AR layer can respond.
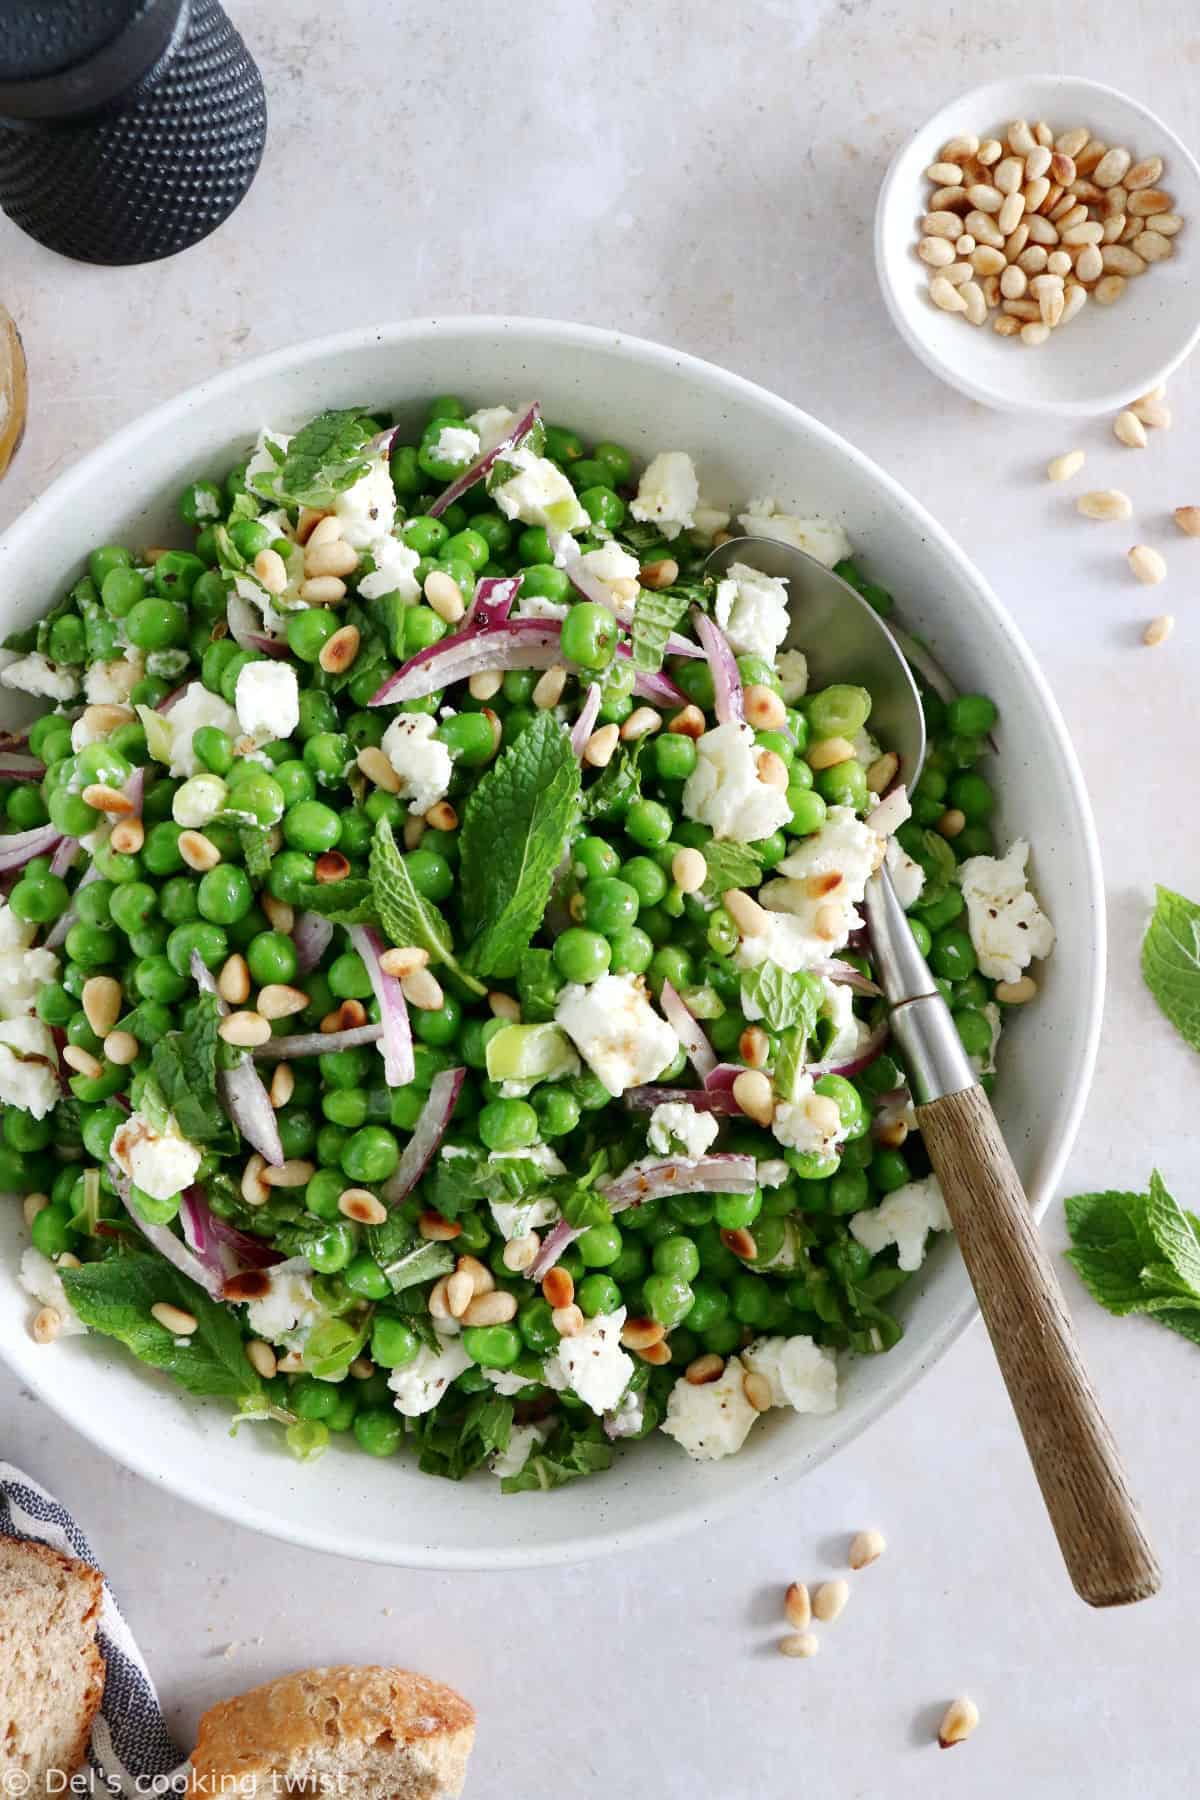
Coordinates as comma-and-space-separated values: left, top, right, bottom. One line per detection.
997, 191, 1025, 236
804, 1093, 843, 1136
1020, 321, 1050, 346
1113, 410, 1147, 449
246, 1339, 277, 1379
636, 1338, 672, 1365
1094, 274, 1126, 304
671, 847, 707, 893
583, 723, 619, 767
1130, 395, 1171, 429
807, 735, 855, 770
152, 1301, 197, 1336
446, 1269, 475, 1318
424, 570, 465, 622
298, 575, 346, 604
253, 548, 288, 594
215, 953, 251, 1008
314, 850, 351, 884
685, 1353, 725, 1386
468, 668, 504, 702
1128, 545, 1166, 586
256, 983, 308, 1020
1173, 507, 1200, 537
784, 1582, 812, 1629
305, 513, 343, 549
969, 245, 1005, 276
542, 1266, 574, 1309
779, 1632, 819, 1660
1100, 244, 1146, 276
269, 1062, 295, 1108
456, 1254, 494, 1298
848, 1528, 886, 1569
262, 1159, 316, 1189
62, 1045, 102, 1079
304, 539, 359, 579
805, 871, 844, 900
81, 975, 122, 1038
743, 1370, 772, 1412
356, 745, 401, 792
923, 210, 963, 239
179, 830, 220, 871
503, 1232, 540, 1273
379, 945, 430, 978
938, 1697, 980, 1749
488, 990, 521, 1022
321, 998, 366, 1033
419, 1209, 461, 1242
425, 800, 458, 830
668, 703, 706, 738
993, 313, 1021, 337
1046, 450, 1085, 483
738, 1025, 770, 1070
220, 1010, 271, 1048
918, 235, 955, 267
724, 889, 770, 937
428, 1275, 453, 1321
620, 1316, 666, 1351
812, 1579, 849, 1623
1077, 489, 1132, 521
81, 782, 134, 816
22, 1194, 50, 1228
618, 706, 662, 744
1143, 614, 1174, 647
110, 818, 145, 854
102, 1029, 139, 1065
318, 623, 360, 675
732, 1069, 774, 1127
639, 557, 679, 589
464, 1290, 519, 1327
929, 276, 968, 313
261, 894, 294, 933
756, 749, 790, 790
532, 664, 567, 710
866, 751, 898, 794
31, 1307, 62, 1344
937, 808, 966, 839
401, 967, 444, 1011
939, 134, 979, 162
742, 684, 787, 730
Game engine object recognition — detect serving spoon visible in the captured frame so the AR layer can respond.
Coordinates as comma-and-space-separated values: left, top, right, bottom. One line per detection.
706, 535, 1160, 1609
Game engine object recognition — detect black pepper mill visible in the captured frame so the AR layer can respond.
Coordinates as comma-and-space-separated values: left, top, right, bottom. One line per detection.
0, 0, 267, 266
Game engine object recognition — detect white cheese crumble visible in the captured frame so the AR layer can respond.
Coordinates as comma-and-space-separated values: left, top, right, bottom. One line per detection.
0, 901, 36, 952
357, 534, 421, 603
959, 839, 1056, 983
544, 1305, 633, 1415
744, 807, 882, 968
647, 1101, 719, 1159
235, 660, 299, 743
742, 1335, 839, 1413
389, 1335, 472, 1416
432, 424, 481, 466
885, 837, 925, 910
492, 446, 588, 533
776, 647, 809, 703
691, 503, 732, 544
713, 562, 792, 664
850, 1175, 951, 1272
381, 712, 453, 816
577, 540, 640, 597
84, 651, 144, 705
737, 497, 851, 568
164, 682, 241, 779
466, 404, 518, 454
515, 593, 570, 622
630, 451, 699, 540
0, 943, 58, 1023
0, 1017, 60, 1118
245, 428, 291, 499
820, 978, 866, 1065
682, 719, 792, 844
111, 1111, 202, 1202
555, 973, 678, 1097
771, 1072, 849, 1158
19, 1249, 87, 1337
333, 454, 397, 549
661, 1354, 759, 1460
0, 653, 79, 702
491, 1419, 550, 1480
485, 1144, 565, 1238
244, 1264, 323, 1349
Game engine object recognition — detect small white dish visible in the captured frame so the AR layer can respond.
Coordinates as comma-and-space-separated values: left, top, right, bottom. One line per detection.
875, 75, 1200, 416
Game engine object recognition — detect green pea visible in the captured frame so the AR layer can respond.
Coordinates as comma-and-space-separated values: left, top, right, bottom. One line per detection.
7, 786, 49, 830
644, 1272, 694, 1329
196, 863, 253, 925
561, 602, 618, 671
350, 1408, 400, 1457
578, 485, 624, 530
948, 772, 994, 822
909, 917, 933, 957
159, 876, 199, 925
371, 1317, 420, 1367
531, 1084, 580, 1139
577, 1221, 623, 1268
325, 950, 369, 1002
36, 982, 77, 1027
947, 694, 997, 737
954, 1007, 994, 1057
544, 425, 584, 464
477, 1098, 538, 1153
267, 849, 316, 904
341, 1250, 389, 1298
166, 919, 226, 976
593, 441, 633, 485
63, 922, 117, 969
607, 924, 653, 975
100, 564, 146, 618
930, 927, 977, 982
786, 788, 827, 836
435, 711, 495, 767
125, 597, 188, 651
576, 1273, 621, 1317
653, 732, 697, 781
625, 799, 673, 850
582, 876, 639, 936
553, 927, 611, 985
341, 1125, 399, 1183
414, 992, 461, 1047
31, 1203, 77, 1258
9, 872, 70, 924
246, 930, 298, 986
282, 799, 341, 853
192, 726, 234, 777
462, 1323, 522, 1369
519, 565, 570, 603
305, 1222, 357, 1274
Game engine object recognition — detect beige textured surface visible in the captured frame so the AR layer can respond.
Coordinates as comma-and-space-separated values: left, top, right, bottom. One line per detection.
0, 1538, 104, 1795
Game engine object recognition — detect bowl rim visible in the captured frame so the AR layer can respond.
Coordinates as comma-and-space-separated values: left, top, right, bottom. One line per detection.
874, 73, 1200, 418
0, 316, 1107, 1566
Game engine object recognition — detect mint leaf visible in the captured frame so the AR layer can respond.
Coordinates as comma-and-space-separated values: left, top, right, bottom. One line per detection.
740, 964, 823, 1035
630, 586, 690, 673
517, 948, 561, 1023
1065, 1174, 1200, 1343
773, 1025, 808, 1103
1159, 1309, 1200, 1349
240, 826, 274, 882
256, 409, 375, 509
148, 992, 226, 1142
1146, 1171, 1200, 1292
1064, 1188, 1157, 1267
295, 879, 378, 925
61, 1254, 264, 1402
1065, 1245, 1155, 1315
579, 743, 642, 823
459, 712, 581, 980
411, 1391, 515, 1482
369, 818, 484, 993
699, 839, 763, 903
364, 1214, 455, 1294
1142, 885, 1200, 1053
501, 1418, 615, 1494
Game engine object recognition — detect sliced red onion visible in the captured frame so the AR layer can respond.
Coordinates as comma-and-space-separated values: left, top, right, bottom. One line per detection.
191, 952, 284, 1165
570, 683, 602, 757
293, 909, 334, 974
693, 609, 743, 725
124, 764, 146, 816
631, 666, 687, 707
624, 1084, 741, 1114
469, 573, 522, 630
209, 1215, 284, 1268
0, 822, 63, 873
660, 979, 717, 1081
44, 860, 100, 950
246, 633, 290, 658
369, 619, 563, 706
810, 958, 882, 998
526, 1216, 579, 1283
427, 401, 541, 518
381, 1066, 464, 1203
703, 1062, 742, 1094
253, 1021, 383, 1059
604, 1152, 757, 1211
49, 838, 79, 879
0, 753, 44, 779
556, 541, 702, 660
114, 1174, 225, 1300
349, 923, 414, 1088
181, 1186, 283, 1277
807, 1016, 890, 1080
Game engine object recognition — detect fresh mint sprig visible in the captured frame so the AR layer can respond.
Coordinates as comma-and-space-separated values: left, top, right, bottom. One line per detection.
1065, 1170, 1200, 1348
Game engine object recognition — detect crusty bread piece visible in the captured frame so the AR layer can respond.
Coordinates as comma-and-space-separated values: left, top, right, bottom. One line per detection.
0, 1536, 105, 1797
191, 1666, 475, 1799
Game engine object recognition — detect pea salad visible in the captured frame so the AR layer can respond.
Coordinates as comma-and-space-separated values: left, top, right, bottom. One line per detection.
0, 397, 1055, 1487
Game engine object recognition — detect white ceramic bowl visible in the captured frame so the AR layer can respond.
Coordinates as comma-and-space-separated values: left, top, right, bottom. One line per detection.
0, 318, 1104, 1568
876, 75, 1200, 416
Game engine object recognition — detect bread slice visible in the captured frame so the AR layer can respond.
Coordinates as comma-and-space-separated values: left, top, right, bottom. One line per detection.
0, 1536, 105, 1796
191, 1666, 475, 1799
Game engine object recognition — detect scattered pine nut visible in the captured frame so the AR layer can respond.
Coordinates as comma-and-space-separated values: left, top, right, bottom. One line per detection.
848, 1529, 887, 1570
419, 1209, 461, 1242
31, 1307, 61, 1344
937, 1696, 980, 1749
253, 548, 288, 594
299, 575, 347, 605
994, 975, 1038, 1003
245, 1340, 277, 1379
219, 1010, 272, 1048
379, 945, 430, 978
1129, 393, 1171, 429
151, 1301, 198, 1336
812, 1579, 849, 1623
81, 975, 122, 1038
779, 1633, 820, 1660
464, 1290, 519, 1327
583, 724, 619, 767
1173, 506, 1200, 537
1128, 545, 1166, 585
425, 570, 465, 623
532, 664, 567, 710
784, 1582, 812, 1630
731, 1069, 774, 1127
103, 1030, 139, 1066
402, 967, 444, 1011
1113, 410, 1147, 449
319, 624, 360, 674
502, 1232, 539, 1273
685, 1353, 725, 1386
742, 1370, 772, 1412
268, 1063, 294, 1108
1076, 489, 1132, 521
1143, 614, 1174, 647
1046, 450, 1085, 482
671, 847, 707, 893
620, 1316, 666, 1351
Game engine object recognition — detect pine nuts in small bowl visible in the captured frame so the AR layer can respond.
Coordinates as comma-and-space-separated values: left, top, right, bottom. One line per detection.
876, 75, 1200, 415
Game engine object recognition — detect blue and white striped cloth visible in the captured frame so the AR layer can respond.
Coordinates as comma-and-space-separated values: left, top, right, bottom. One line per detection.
0, 1463, 187, 1793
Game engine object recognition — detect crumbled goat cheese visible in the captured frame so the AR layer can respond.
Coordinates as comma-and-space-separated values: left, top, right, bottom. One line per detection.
112, 1111, 202, 1202
0, 653, 79, 702
491, 1420, 550, 1479
771, 1073, 849, 1158
737, 498, 851, 568
959, 840, 1056, 983
713, 563, 792, 664
630, 451, 699, 540
245, 1264, 323, 1348
19, 1249, 87, 1337
886, 837, 925, 910
0, 901, 36, 952
381, 712, 454, 815
492, 446, 588, 533
483, 1367, 535, 1397
515, 593, 570, 622
851, 1175, 951, 1272
556, 973, 678, 1097
742, 1335, 839, 1413
357, 534, 422, 603
0, 1017, 60, 1118
235, 660, 300, 743
245, 428, 291, 500
820, 979, 866, 1065
0, 943, 58, 1022
647, 1101, 720, 1159
432, 424, 481, 465
485, 1144, 566, 1238
605, 1387, 646, 1439
466, 405, 518, 454
757, 1158, 790, 1187
661, 1354, 759, 1460
85, 651, 144, 705
690, 503, 732, 543
164, 682, 241, 778
389, 1335, 472, 1416
682, 719, 792, 844
333, 454, 397, 549
776, 648, 809, 703
743, 807, 882, 968
544, 1306, 633, 1415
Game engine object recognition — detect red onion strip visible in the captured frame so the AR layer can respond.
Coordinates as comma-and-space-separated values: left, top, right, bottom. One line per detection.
49, 838, 79, 879
292, 909, 334, 975
807, 1016, 890, 1080
427, 402, 541, 518
528, 1153, 758, 1279
0, 822, 63, 873
469, 573, 522, 630
0, 754, 44, 779
693, 610, 743, 725
809, 958, 882, 998
623, 1084, 741, 1114
252, 1021, 383, 1059
660, 979, 717, 1081
369, 619, 563, 706
349, 923, 414, 1088
190, 952, 284, 1165
570, 683, 602, 757
114, 1174, 225, 1300
381, 1066, 465, 1204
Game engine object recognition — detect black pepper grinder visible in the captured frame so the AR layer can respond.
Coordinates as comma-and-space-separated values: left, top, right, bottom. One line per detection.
0, 0, 267, 266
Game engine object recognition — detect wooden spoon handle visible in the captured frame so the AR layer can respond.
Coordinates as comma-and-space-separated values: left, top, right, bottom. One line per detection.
918, 1083, 1160, 1608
